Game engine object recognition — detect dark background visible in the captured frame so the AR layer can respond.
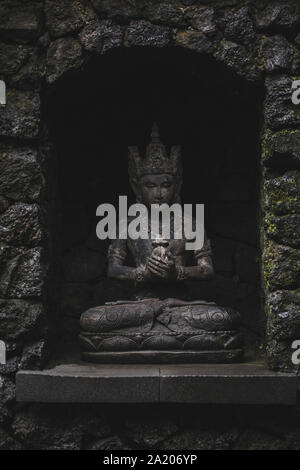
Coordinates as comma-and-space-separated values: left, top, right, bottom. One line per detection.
46, 47, 264, 358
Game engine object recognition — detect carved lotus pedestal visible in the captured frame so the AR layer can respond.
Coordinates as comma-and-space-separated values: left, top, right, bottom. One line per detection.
79, 298, 243, 363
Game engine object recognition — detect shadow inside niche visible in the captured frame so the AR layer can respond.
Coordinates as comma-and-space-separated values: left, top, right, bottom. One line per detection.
45, 46, 264, 361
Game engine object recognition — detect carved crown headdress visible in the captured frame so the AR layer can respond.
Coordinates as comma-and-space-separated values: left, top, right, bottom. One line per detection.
128, 123, 182, 181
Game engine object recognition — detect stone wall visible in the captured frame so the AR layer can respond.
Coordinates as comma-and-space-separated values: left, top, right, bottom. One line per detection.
0, 0, 300, 450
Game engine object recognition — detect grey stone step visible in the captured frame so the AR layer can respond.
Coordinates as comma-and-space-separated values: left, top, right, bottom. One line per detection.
16, 361, 297, 405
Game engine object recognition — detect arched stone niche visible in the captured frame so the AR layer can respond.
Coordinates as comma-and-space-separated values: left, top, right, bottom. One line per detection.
0, 0, 300, 374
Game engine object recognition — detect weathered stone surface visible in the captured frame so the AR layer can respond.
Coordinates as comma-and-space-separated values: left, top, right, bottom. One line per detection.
126, 20, 171, 47
259, 35, 295, 73
295, 33, 300, 49
0, 0, 43, 43
8, 49, 45, 90
0, 357, 19, 378
0, 197, 9, 215
0, 203, 42, 247
0, 89, 40, 139
266, 337, 296, 371
91, 0, 139, 20
214, 40, 260, 81
234, 243, 258, 283
37, 32, 50, 50
265, 75, 300, 130
264, 172, 300, 216
45, 0, 95, 38
0, 428, 24, 450
267, 289, 300, 341
79, 20, 123, 54
263, 130, 300, 170
272, 132, 300, 169
46, 38, 83, 84
158, 428, 239, 450
175, 29, 213, 54
125, 418, 178, 448
145, 2, 186, 26
12, 408, 82, 449
62, 245, 106, 283
263, 239, 300, 291
0, 146, 43, 202
12, 406, 111, 450
185, 6, 216, 36
234, 428, 298, 450
265, 213, 300, 248
0, 246, 45, 298
0, 299, 45, 349
0, 43, 30, 76
224, 7, 256, 44
255, 1, 300, 31
0, 377, 15, 424
88, 436, 131, 450
20, 339, 48, 370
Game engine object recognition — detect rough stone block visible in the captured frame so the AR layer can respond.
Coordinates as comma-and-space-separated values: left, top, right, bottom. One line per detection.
145, 2, 186, 27
0, 146, 43, 202
223, 6, 256, 45
265, 213, 300, 248
265, 75, 300, 130
159, 427, 239, 450
46, 38, 83, 84
8, 48, 45, 90
185, 6, 216, 36
0, 43, 30, 76
126, 21, 171, 47
0, 89, 40, 139
263, 239, 300, 291
264, 172, 300, 216
91, 0, 139, 20
0, 0, 43, 43
255, 1, 300, 31
259, 35, 296, 73
79, 20, 123, 55
175, 29, 213, 54
267, 289, 300, 341
20, 339, 49, 370
0, 245, 45, 299
16, 363, 297, 405
0, 299, 45, 350
0, 376, 15, 424
45, 0, 96, 38
0, 203, 42, 247
214, 40, 260, 81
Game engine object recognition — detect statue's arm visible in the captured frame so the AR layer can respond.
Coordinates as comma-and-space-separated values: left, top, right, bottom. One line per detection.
107, 239, 138, 281
176, 238, 214, 280
178, 255, 214, 280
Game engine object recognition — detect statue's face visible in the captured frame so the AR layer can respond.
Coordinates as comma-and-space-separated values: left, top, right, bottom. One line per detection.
138, 174, 178, 207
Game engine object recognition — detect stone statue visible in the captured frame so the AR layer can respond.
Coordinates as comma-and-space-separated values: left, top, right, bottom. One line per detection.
79, 124, 243, 362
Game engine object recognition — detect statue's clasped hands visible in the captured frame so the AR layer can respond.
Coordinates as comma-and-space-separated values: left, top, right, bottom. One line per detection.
147, 252, 176, 280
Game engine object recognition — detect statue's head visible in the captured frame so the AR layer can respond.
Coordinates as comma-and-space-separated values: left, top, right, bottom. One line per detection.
128, 123, 182, 207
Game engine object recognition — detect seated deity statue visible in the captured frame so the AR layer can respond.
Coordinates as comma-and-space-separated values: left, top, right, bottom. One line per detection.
79, 124, 243, 363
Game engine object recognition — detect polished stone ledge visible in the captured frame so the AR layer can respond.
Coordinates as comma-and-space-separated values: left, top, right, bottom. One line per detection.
16, 362, 298, 405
